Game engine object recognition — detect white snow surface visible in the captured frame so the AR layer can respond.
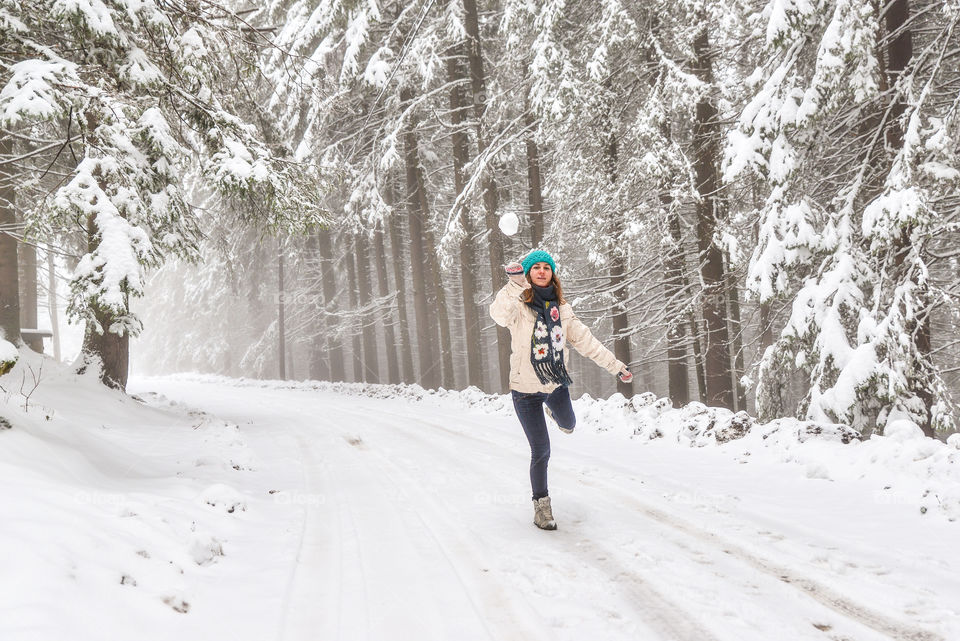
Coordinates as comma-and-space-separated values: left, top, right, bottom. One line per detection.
2, 362, 959, 641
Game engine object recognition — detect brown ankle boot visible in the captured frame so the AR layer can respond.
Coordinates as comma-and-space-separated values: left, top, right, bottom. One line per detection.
533, 496, 557, 530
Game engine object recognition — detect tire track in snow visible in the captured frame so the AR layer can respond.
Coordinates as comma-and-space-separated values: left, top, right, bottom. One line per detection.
279, 430, 375, 641
346, 399, 942, 640
560, 535, 726, 641
293, 414, 549, 641
276, 431, 320, 641
311, 403, 577, 641
575, 473, 944, 641
358, 436, 543, 641
325, 401, 724, 641
326, 400, 941, 641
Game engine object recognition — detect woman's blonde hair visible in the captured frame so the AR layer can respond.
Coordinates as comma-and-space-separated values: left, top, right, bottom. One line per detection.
521, 273, 566, 305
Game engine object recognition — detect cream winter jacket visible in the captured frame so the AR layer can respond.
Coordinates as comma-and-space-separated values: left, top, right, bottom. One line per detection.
489, 280, 626, 394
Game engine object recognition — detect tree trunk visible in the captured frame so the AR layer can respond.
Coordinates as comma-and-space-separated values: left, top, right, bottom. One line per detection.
81, 307, 128, 388
355, 231, 380, 383
447, 40, 485, 390
665, 211, 690, 406
726, 267, 747, 411
385, 179, 415, 383
307, 233, 330, 381
316, 228, 345, 381
344, 234, 364, 382
0, 133, 19, 345
690, 313, 707, 401
278, 238, 286, 380
373, 222, 400, 384
463, 0, 510, 391
610, 254, 633, 398
422, 224, 455, 389
915, 306, 933, 436
286, 331, 296, 380
600, 94, 633, 398
884, 0, 912, 148
692, 24, 734, 410
524, 93, 545, 248
401, 87, 440, 389
389, 212, 416, 383
80, 210, 129, 389
47, 249, 61, 361
759, 301, 774, 352
19, 238, 42, 352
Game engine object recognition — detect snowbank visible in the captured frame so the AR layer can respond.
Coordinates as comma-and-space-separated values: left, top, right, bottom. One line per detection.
157, 374, 960, 521
0, 353, 263, 639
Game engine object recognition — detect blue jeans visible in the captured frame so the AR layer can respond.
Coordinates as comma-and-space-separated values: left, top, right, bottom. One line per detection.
511, 385, 576, 500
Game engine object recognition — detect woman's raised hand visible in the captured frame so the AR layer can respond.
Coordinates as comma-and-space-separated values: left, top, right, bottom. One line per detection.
618, 366, 633, 384
504, 262, 529, 288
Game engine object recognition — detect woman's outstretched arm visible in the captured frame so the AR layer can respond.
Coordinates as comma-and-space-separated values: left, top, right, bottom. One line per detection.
564, 310, 626, 376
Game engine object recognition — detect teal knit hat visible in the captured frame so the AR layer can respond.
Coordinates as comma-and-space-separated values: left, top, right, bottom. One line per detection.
521, 249, 557, 275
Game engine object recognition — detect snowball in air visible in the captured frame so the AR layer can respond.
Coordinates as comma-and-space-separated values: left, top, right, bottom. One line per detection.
498, 212, 519, 236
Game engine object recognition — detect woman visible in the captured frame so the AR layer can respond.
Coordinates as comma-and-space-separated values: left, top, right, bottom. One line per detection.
490, 249, 632, 530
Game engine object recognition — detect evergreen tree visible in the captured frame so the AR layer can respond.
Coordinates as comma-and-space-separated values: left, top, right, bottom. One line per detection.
726, 0, 960, 434
0, 0, 317, 388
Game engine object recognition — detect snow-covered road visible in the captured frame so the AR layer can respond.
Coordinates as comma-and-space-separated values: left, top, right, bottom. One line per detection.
133, 377, 959, 641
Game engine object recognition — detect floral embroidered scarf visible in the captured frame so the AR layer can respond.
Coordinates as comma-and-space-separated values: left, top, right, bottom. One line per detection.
526, 284, 573, 386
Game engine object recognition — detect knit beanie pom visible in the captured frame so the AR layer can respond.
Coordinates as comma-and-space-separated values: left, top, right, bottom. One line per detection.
522, 249, 557, 275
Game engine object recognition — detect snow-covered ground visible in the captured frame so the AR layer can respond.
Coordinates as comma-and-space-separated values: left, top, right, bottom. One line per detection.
2, 357, 959, 640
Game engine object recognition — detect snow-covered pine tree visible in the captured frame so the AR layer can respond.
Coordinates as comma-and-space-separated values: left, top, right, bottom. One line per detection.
0, 0, 315, 388
726, 0, 960, 435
